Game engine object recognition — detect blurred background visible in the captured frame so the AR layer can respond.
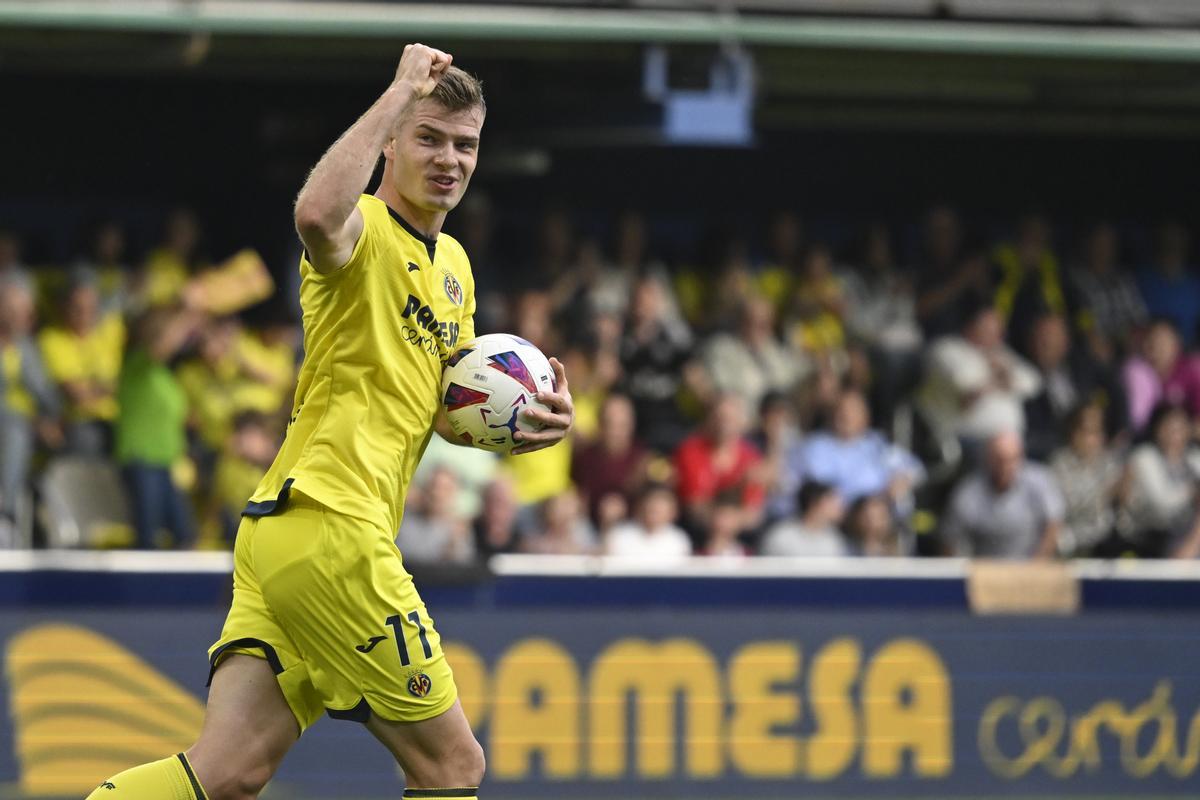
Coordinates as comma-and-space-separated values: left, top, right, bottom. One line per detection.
2, 1, 1200, 798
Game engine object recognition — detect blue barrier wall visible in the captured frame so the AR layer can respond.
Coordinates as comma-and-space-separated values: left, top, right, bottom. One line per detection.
2, 559, 1198, 798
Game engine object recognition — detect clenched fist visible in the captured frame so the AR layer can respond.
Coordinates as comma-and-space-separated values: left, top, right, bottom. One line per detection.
393, 43, 453, 99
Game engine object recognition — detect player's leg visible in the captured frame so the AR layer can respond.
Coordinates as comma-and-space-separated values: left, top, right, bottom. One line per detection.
186, 654, 300, 799
366, 700, 485, 794
83, 656, 297, 800
250, 492, 484, 794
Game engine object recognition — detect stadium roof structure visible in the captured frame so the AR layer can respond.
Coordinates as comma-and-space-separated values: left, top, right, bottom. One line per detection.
5, 0, 1200, 142
3, 0, 1200, 62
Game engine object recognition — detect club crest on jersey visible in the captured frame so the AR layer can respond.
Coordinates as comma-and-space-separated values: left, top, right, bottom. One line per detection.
443, 271, 463, 306
407, 672, 433, 698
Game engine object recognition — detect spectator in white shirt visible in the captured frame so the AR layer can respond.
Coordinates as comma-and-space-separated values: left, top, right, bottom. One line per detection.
1120, 402, 1200, 558
605, 484, 692, 563
919, 299, 1041, 449
760, 481, 849, 557
701, 294, 809, 416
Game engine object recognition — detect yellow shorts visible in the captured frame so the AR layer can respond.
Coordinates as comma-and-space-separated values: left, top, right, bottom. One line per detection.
207, 490, 458, 732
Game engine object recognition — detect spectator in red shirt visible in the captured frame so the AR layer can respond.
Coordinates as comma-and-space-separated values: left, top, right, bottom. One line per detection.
570, 392, 649, 528
673, 393, 766, 536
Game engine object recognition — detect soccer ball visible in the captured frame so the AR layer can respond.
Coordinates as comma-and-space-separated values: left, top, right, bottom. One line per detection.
441, 333, 556, 453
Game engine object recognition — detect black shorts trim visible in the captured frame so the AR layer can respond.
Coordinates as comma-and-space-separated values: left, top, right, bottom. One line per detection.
176, 753, 206, 799
242, 477, 294, 517
207, 637, 284, 686
403, 790, 478, 798
326, 697, 372, 723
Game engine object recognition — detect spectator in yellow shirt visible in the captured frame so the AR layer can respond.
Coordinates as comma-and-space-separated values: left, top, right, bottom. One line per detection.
176, 316, 289, 456
213, 410, 279, 544
237, 317, 299, 411
38, 271, 126, 455
137, 208, 203, 309
756, 210, 804, 313
787, 243, 847, 357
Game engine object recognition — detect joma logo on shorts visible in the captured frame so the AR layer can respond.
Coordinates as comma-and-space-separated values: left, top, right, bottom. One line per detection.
355, 636, 387, 653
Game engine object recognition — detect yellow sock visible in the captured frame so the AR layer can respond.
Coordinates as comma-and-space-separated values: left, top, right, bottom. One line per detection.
85, 754, 208, 799
403, 790, 478, 799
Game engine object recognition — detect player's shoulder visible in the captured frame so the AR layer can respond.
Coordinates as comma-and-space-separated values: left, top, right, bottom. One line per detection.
355, 193, 391, 226
437, 231, 469, 260
436, 232, 474, 277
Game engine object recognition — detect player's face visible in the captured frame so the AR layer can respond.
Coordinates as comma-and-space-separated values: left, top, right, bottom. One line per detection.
388, 98, 483, 215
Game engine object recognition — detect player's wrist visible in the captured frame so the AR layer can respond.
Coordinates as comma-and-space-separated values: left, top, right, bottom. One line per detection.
383, 80, 423, 108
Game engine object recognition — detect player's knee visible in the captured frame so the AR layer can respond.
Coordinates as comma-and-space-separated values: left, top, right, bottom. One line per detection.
455, 737, 486, 786
198, 762, 273, 800
235, 761, 275, 799
413, 735, 485, 788
189, 747, 276, 800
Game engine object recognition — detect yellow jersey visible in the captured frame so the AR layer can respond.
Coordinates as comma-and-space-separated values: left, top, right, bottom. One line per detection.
245, 195, 475, 535
38, 314, 126, 422
176, 349, 285, 450
140, 248, 192, 307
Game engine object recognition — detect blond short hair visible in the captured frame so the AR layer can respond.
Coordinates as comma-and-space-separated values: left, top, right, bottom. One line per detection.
431, 66, 485, 115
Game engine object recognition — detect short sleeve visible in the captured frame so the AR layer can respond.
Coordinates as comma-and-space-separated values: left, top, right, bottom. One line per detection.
301, 195, 381, 282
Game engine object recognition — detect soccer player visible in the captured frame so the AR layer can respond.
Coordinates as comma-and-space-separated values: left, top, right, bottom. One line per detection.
87, 44, 574, 800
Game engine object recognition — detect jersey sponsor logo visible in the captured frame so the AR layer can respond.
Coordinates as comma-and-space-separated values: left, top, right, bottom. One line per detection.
402, 324, 442, 356
443, 271, 463, 306
401, 293, 460, 352
98, 782, 116, 790
407, 261, 421, 272
355, 635, 387, 653
407, 672, 433, 698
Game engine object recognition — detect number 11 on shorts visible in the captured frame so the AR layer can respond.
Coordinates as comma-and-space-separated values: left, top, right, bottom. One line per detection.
384, 611, 433, 666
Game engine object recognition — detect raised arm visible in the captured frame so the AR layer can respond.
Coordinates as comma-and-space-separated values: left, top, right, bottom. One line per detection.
293, 43, 452, 273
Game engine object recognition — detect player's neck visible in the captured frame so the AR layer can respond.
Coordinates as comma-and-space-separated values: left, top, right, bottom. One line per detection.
375, 187, 446, 241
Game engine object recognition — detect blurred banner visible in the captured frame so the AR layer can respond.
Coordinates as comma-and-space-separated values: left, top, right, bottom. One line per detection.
3, 588, 1199, 798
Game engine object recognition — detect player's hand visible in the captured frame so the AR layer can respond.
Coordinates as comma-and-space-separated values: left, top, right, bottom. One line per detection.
393, 43, 452, 99
512, 357, 574, 455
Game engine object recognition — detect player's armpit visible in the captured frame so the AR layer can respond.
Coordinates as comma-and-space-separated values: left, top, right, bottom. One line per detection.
296, 204, 366, 275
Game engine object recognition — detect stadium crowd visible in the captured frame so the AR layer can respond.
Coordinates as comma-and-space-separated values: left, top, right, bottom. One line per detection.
3, 204, 1200, 562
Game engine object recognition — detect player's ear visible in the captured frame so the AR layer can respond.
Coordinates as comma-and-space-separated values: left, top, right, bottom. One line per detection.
382, 138, 396, 159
